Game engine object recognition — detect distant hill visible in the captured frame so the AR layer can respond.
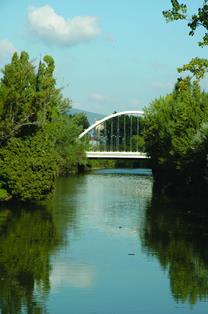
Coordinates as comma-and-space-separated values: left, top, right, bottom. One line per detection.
70, 108, 105, 125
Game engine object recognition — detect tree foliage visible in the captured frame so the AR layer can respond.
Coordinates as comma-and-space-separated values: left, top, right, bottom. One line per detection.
0, 133, 60, 201
0, 52, 87, 202
143, 78, 208, 194
178, 57, 208, 80
71, 112, 90, 132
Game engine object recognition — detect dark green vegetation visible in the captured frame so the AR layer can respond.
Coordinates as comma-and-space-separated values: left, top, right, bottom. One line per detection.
142, 1, 208, 195
0, 52, 88, 202
88, 159, 116, 169
143, 78, 208, 195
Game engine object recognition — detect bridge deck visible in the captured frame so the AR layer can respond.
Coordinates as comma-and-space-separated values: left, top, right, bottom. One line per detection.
86, 151, 149, 160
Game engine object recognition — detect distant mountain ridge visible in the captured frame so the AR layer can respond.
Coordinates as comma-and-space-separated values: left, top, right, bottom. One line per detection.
70, 108, 105, 125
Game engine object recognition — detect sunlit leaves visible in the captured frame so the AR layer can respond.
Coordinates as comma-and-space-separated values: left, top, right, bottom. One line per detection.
178, 57, 208, 80
163, 0, 187, 22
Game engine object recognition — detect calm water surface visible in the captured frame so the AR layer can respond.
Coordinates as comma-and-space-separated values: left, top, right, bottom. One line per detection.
0, 169, 208, 313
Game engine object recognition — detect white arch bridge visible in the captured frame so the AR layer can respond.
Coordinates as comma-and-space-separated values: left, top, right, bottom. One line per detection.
79, 110, 149, 160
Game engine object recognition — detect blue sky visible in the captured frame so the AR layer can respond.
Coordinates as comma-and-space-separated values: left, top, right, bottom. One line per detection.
0, 0, 207, 114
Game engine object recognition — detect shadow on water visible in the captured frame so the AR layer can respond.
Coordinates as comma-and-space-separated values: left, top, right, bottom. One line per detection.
140, 193, 208, 305
0, 177, 78, 314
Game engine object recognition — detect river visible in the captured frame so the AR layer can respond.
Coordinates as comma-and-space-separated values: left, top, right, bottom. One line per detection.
0, 169, 208, 313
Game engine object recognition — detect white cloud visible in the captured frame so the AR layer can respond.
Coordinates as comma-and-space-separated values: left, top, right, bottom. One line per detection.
27, 5, 101, 46
0, 39, 16, 61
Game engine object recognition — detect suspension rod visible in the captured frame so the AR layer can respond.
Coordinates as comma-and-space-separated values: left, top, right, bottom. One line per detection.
117, 116, 119, 151
124, 115, 126, 152
111, 119, 113, 151
136, 116, 139, 152
130, 115, 133, 152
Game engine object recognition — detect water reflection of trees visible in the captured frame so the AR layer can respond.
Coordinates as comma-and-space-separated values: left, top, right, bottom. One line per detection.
0, 209, 59, 314
0, 177, 79, 314
141, 196, 208, 305
0, 205, 62, 314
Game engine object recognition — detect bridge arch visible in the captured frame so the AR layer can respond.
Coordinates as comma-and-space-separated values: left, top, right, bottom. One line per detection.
79, 110, 144, 139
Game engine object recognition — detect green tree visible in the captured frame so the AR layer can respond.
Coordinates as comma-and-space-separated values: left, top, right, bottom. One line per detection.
0, 52, 87, 201
71, 112, 90, 132
0, 131, 60, 201
0, 52, 36, 142
143, 78, 208, 194
47, 116, 88, 175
